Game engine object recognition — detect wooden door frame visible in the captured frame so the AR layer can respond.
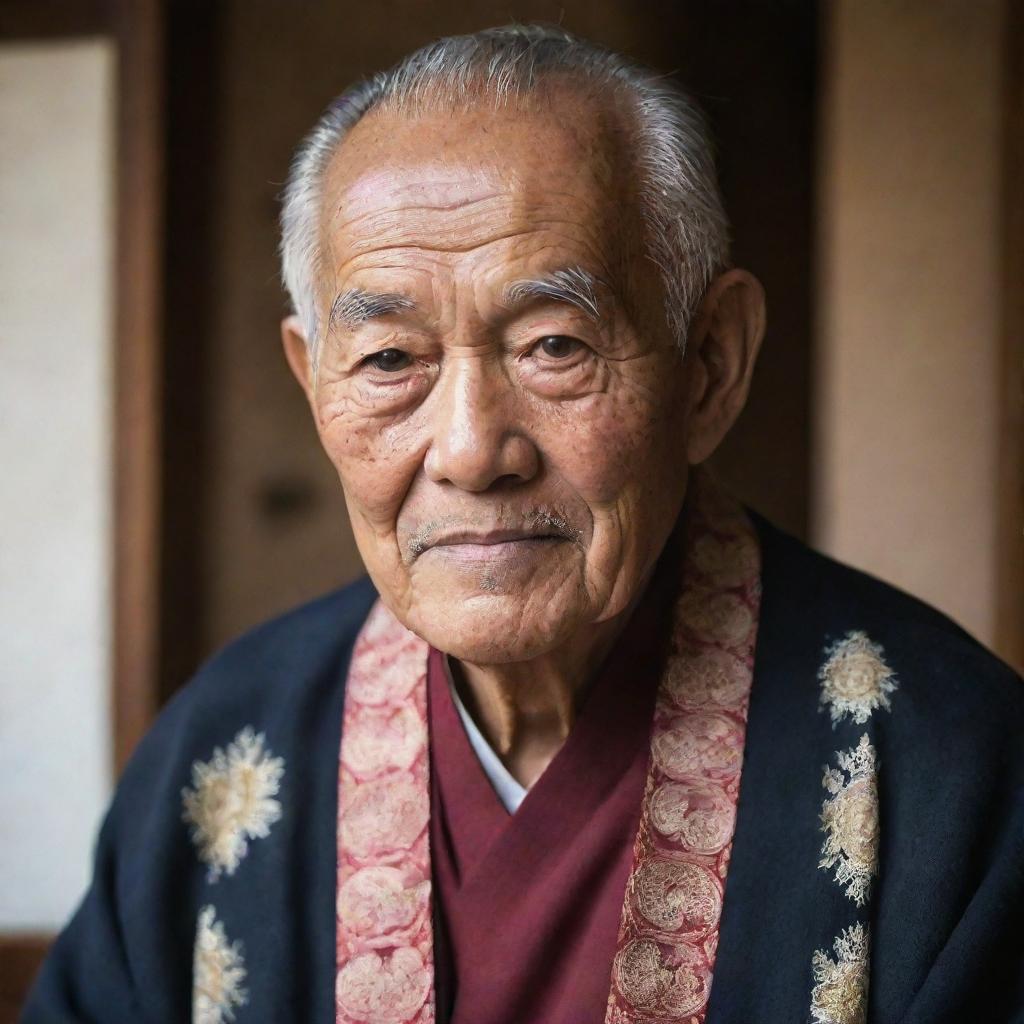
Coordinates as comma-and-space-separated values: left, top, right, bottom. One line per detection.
110, 0, 165, 773
0, 0, 164, 1014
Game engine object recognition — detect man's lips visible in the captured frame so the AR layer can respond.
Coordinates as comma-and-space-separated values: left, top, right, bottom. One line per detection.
405, 513, 582, 562
428, 528, 567, 548
408, 528, 573, 566
420, 533, 567, 566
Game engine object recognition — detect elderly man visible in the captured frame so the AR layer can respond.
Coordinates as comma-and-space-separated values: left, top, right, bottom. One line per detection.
24, 25, 1022, 1024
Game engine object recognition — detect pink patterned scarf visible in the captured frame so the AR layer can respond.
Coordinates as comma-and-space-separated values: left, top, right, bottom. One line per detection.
335, 470, 761, 1024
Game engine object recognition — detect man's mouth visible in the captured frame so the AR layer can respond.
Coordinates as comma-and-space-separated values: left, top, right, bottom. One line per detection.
429, 528, 567, 548
406, 514, 581, 563
420, 533, 568, 568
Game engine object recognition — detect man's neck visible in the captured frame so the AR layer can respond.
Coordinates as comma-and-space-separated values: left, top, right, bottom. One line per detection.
449, 607, 636, 789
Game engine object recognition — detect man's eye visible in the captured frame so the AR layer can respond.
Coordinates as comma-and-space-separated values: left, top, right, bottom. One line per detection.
535, 335, 582, 360
365, 348, 412, 372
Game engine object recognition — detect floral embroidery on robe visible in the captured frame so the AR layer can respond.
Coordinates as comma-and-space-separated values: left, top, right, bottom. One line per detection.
810, 923, 870, 1024
193, 905, 248, 1024
819, 735, 879, 906
182, 728, 285, 881
809, 632, 894, 1023
818, 631, 898, 726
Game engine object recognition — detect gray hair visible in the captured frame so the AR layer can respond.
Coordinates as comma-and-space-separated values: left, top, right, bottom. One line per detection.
279, 24, 730, 362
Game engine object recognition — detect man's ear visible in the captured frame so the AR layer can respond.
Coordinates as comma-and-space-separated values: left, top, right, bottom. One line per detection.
280, 315, 315, 405
683, 269, 766, 465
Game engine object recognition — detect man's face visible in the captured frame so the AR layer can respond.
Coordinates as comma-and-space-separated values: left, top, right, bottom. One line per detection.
301, 91, 695, 662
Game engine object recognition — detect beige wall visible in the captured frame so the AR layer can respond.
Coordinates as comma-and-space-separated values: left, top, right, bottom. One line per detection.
815, 0, 1009, 652
0, 38, 115, 929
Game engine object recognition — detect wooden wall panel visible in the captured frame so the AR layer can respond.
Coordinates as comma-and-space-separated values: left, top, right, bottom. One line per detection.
112, 0, 164, 770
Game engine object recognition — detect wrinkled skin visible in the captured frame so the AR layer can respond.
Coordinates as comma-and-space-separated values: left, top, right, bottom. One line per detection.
283, 87, 765, 778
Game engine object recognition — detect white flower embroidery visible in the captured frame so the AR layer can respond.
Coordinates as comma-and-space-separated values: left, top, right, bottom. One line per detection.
820, 735, 879, 905
182, 728, 284, 880
810, 922, 869, 1024
818, 631, 898, 726
193, 905, 248, 1023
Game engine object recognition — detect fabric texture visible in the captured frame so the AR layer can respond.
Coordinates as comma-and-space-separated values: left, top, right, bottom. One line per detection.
20, 507, 1024, 1024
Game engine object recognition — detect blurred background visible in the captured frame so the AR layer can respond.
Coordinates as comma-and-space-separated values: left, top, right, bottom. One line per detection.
0, 0, 1020, 1015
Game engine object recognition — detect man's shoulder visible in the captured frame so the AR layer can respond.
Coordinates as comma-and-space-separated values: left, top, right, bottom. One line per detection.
754, 513, 1023, 725
28, 580, 379, 1022
184, 574, 378, 706
119, 575, 378, 792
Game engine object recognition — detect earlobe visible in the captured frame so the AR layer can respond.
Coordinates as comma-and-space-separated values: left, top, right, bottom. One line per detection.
684, 269, 766, 465
280, 315, 315, 402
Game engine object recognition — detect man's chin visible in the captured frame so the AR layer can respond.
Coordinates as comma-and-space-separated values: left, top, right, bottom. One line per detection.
405, 592, 580, 665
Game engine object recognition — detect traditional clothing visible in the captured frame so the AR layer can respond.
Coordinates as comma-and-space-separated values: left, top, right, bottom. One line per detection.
23, 477, 1024, 1024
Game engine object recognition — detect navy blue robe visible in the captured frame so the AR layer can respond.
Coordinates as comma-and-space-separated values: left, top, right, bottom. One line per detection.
21, 515, 1024, 1023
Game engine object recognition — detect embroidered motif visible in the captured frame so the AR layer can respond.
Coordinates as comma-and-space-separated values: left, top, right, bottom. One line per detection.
335, 948, 433, 1023
651, 711, 745, 781
612, 938, 712, 1017
182, 728, 284, 881
818, 631, 898, 726
664, 647, 749, 710
339, 772, 430, 862
676, 588, 755, 648
630, 858, 723, 937
689, 531, 760, 586
649, 781, 736, 855
810, 923, 870, 1024
193, 905, 248, 1024
342, 704, 427, 778
819, 735, 879, 906
337, 866, 431, 946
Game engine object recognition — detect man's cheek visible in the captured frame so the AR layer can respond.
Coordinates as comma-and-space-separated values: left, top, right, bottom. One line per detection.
549, 417, 648, 506
342, 465, 409, 529
325, 428, 412, 527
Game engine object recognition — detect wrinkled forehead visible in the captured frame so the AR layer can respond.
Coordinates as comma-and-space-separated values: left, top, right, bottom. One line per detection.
318, 89, 641, 279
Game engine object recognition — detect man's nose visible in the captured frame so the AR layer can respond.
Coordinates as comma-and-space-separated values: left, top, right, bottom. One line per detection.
423, 358, 539, 492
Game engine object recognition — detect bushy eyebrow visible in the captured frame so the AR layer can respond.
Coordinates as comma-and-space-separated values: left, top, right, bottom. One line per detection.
328, 288, 415, 331
502, 265, 604, 322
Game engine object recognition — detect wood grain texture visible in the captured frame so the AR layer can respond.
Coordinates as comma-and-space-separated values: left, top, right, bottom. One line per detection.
112, 0, 164, 771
